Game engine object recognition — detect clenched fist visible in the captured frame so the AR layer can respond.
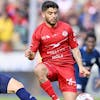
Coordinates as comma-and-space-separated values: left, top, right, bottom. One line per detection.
79, 66, 90, 77
25, 49, 35, 60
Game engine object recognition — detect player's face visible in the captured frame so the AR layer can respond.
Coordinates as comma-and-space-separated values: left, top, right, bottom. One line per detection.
86, 37, 96, 51
43, 7, 58, 26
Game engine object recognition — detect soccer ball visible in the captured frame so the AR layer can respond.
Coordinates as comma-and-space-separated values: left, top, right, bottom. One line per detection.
76, 93, 94, 100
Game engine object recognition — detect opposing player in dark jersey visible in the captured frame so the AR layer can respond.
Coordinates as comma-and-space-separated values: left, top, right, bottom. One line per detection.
75, 33, 100, 93
25, 1, 90, 100
0, 73, 36, 100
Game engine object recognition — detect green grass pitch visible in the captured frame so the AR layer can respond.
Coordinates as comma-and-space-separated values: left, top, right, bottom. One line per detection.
0, 96, 49, 100
0, 96, 100, 100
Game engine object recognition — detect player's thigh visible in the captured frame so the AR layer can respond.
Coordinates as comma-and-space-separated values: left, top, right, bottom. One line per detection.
57, 66, 77, 99
43, 62, 58, 81
34, 62, 58, 82
7, 78, 24, 93
57, 65, 77, 92
0, 73, 12, 93
34, 62, 48, 76
62, 92, 77, 100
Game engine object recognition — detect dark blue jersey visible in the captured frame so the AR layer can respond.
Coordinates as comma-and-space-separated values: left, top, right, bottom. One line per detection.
75, 46, 100, 92
80, 46, 100, 68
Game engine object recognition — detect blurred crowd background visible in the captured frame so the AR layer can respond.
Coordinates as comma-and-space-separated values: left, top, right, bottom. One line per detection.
0, 0, 29, 52
0, 0, 100, 98
0, 0, 100, 52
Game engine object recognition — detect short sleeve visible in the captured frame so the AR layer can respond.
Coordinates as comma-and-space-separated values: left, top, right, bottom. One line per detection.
30, 29, 41, 52
67, 26, 78, 49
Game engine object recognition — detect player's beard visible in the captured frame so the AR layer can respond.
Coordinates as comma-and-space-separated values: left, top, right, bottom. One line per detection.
45, 18, 58, 27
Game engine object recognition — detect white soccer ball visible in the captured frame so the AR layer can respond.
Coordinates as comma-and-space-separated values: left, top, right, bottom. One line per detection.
76, 93, 94, 100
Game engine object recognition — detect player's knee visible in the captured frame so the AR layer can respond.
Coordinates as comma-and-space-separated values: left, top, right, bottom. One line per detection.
34, 63, 47, 77
14, 81, 24, 93
16, 81, 24, 89
8, 78, 24, 93
33, 67, 39, 75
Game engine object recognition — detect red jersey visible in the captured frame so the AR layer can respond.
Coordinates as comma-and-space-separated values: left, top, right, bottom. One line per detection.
30, 21, 78, 66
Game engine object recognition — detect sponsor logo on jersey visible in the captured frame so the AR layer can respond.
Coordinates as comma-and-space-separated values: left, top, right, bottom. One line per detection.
91, 58, 96, 64
52, 54, 63, 59
41, 35, 50, 40
62, 31, 68, 37
52, 43, 60, 48
52, 34, 57, 37
45, 38, 68, 49
47, 48, 66, 55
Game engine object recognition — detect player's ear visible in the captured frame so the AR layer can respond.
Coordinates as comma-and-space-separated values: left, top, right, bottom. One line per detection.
41, 12, 45, 18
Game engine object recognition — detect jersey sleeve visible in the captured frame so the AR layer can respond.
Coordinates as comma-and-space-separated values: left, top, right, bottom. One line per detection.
67, 25, 78, 49
30, 28, 41, 52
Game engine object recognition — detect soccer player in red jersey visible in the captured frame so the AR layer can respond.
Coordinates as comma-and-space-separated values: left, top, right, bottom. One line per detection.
25, 1, 90, 100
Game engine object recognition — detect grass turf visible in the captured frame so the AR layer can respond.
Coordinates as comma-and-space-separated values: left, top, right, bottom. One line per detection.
0, 96, 100, 100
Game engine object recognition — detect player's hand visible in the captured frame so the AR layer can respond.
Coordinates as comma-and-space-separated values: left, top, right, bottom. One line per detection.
25, 49, 34, 60
79, 66, 90, 77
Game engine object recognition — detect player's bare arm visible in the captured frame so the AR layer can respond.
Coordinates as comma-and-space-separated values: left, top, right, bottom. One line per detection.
72, 47, 90, 77
25, 49, 36, 60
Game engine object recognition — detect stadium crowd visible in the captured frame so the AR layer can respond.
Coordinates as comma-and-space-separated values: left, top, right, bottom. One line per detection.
0, 0, 100, 52
0, 0, 29, 52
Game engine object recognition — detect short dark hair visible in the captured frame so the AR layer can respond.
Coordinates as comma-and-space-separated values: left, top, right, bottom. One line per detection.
85, 32, 96, 41
42, 1, 59, 12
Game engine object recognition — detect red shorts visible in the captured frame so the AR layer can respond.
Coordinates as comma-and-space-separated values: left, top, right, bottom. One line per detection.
43, 62, 77, 93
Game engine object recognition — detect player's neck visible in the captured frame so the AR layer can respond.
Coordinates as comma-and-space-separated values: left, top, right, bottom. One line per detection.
86, 48, 93, 53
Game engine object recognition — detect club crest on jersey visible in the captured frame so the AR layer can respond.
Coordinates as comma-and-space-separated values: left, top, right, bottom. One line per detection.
62, 31, 68, 37
83, 62, 86, 66
91, 58, 96, 64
